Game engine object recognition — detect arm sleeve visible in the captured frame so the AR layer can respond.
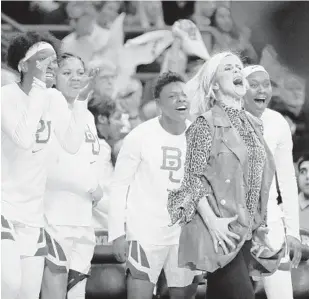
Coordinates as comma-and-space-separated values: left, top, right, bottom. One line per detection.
276, 117, 300, 240
108, 129, 142, 242
51, 90, 88, 154
167, 116, 213, 224
1, 79, 47, 149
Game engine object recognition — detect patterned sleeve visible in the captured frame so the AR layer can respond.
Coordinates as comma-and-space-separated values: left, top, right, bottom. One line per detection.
167, 116, 213, 225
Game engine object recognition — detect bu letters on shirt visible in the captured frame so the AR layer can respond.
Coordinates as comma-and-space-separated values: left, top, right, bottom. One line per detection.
85, 125, 100, 156
160, 146, 182, 183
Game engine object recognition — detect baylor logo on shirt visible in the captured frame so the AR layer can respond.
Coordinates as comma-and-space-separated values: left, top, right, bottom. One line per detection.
85, 125, 100, 155
160, 146, 182, 183
35, 120, 51, 144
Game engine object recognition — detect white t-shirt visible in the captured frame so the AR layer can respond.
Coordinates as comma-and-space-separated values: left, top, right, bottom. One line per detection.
108, 117, 190, 245
45, 111, 109, 227
92, 138, 114, 231
261, 108, 300, 239
1, 83, 87, 227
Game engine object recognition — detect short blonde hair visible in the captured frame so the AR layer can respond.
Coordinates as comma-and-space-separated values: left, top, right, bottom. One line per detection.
186, 51, 241, 116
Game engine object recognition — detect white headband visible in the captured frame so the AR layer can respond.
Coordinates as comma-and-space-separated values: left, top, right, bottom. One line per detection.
17, 42, 55, 72
242, 65, 268, 78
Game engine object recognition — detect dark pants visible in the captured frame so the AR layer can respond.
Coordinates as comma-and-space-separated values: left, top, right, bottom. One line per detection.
206, 241, 255, 299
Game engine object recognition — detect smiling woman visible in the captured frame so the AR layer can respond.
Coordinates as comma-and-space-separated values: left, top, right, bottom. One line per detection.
167, 52, 284, 299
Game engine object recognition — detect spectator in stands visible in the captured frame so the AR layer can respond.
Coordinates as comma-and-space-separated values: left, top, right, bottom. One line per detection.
298, 154, 309, 231
89, 59, 118, 107
96, 1, 122, 29
62, 1, 109, 65
89, 98, 126, 163
138, 1, 165, 29
161, 1, 195, 26
206, 6, 257, 63
192, 0, 216, 27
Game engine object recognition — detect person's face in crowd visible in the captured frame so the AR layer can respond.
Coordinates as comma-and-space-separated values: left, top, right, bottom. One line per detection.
94, 68, 117, 99
199, 1, 216, 18
158, 81, 189, 123
214, 55, 246, 99
99, 1, 120, 26
244, 71, 272, 118
282, 76, 306, 116
97, 109, 125, 141
298, 160, 309, 197
23, 47, 57, 87
215, 6, 233, 33
56, 57, 85, 102
69, 9, 94, 37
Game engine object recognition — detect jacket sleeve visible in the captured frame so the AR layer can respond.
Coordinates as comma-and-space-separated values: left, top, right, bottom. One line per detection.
167, 116, 213, 224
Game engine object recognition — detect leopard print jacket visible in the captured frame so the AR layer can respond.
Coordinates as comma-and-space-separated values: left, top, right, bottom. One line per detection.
167, 105, 266, 226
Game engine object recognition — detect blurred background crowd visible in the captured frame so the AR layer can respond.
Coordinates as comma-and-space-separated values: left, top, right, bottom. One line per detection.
1, 0, 309, 164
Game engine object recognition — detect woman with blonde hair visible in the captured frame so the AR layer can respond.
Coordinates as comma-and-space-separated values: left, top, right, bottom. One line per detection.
167, 51, 284, 299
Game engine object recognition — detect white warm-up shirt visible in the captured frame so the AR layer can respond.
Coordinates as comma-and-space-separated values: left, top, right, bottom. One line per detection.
1, 82, 87, 227
108, 117, 190, 245
92, 138, 114, 230
261, 108, 300, 239
45, 111, 108, 227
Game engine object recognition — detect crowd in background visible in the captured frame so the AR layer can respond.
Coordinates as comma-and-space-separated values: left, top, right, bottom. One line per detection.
2, 1, 308, 163
1, 0, 309, 222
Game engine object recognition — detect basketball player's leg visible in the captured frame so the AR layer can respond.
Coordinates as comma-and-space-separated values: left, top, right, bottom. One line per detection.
13, 224, 47, 299
126, 241, 169, 299
164, 244, 201, 299
41, 225, 73, 299
67, 227, 96, 299
1, 215, 22, 299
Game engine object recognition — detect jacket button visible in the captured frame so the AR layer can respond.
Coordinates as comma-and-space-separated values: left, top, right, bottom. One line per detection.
225, 179, 230, 183
220, 199, 226, 205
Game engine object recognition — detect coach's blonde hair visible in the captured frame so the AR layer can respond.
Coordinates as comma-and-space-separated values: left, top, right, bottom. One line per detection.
186, 51, 237, 116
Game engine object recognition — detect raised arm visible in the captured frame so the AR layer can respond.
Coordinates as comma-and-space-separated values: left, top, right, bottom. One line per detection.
1, 78, 48, 149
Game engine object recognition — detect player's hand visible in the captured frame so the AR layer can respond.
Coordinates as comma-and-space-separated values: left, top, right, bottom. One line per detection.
207, 214, 240, 254
112, 235, 128, 263
91, 185, 103, 207
77, 68, 100, 102
251, 226, 277, 258
287, 235, 302, 268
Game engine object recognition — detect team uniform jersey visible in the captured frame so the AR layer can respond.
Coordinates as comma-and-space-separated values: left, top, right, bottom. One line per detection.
108, 117, 202, 287
45, 110, 102, 227
92, 138, 114, 231
44, 111, 110, 274
108, 117, 191, 245
261, 108, 300, 243
1, 82, 87, 228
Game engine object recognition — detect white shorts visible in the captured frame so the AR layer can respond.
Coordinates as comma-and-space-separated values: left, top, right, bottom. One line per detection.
45, 223, 96, 275
1, 215, 47, 257
126, 241, 201, 287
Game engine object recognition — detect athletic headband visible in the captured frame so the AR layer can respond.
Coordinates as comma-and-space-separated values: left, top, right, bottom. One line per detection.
242, 65, 268, 78
17, 42, 55, 72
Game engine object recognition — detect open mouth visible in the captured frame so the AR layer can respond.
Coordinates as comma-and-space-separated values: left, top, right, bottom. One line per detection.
45, 72, 55, 79
176, 106, 187, 112
233, 77, 243, 86
254, 97, 266, 104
